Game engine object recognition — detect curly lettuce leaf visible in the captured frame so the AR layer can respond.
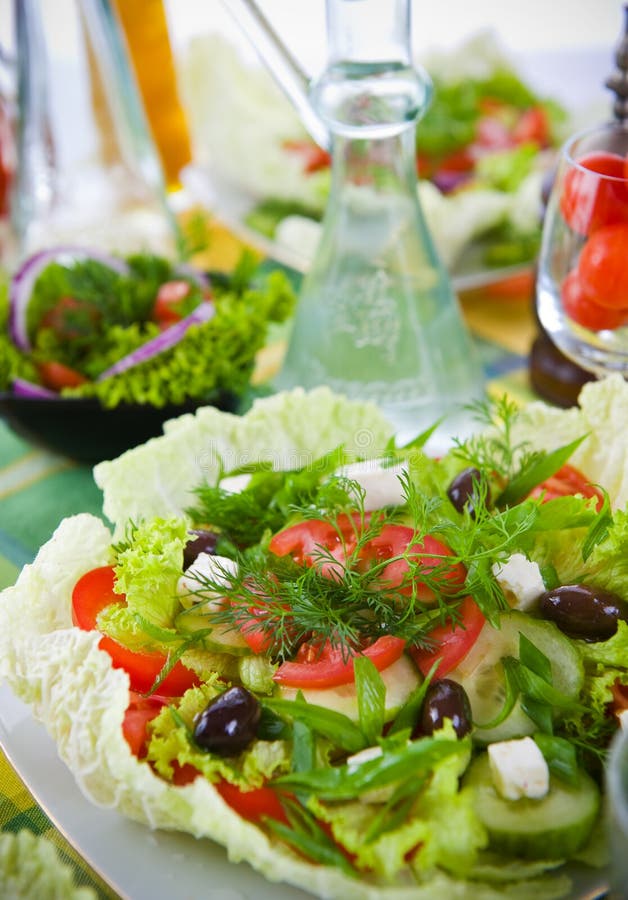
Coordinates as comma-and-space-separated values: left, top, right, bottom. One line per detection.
111, 517, 187, 629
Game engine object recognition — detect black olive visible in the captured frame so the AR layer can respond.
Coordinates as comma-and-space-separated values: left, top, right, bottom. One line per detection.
447, 467, 488, 518
539, 584, 626, 642
193, 686, 261, 755
183, 529, 219, 570
415, 679, 472, 740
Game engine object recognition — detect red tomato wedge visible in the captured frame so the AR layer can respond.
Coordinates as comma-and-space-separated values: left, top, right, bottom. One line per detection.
38, 360, 88, 391
282, 139, 332, 174
527, 463, 604, 511
215, 779, 289, 825
72, 566, 199, 696
274, 635, 406, 689
357, 525, 466, 602
269, 513, 369, 579
122, 692, 167, 758
152, 280, 191, 325
410, 596, 486, 678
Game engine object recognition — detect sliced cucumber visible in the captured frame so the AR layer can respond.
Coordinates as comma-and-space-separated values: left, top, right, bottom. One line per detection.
464, 752, 600, 860
449, 611, 584, 743
175, 607, 251, 656
277, 654, 421, 721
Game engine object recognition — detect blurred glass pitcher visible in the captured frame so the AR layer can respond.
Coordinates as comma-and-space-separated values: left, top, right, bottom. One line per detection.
5, 0, 179, 267
224, 0, 485, 446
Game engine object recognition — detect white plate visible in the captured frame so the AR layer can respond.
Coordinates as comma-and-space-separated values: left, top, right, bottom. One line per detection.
0, 682, 610, 900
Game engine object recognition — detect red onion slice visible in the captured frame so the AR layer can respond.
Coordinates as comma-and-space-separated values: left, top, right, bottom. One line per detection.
97, 301, 215, 381
12, 377, 58, 399
9, 246, 130, 351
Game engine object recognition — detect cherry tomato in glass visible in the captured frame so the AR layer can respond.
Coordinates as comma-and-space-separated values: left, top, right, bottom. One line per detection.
152, 280, 192, 325
409, 596, 485, 678
577, 222, 628, 310
274, 635, 406, 689
38, 360, 88, 391
358, 525, 466, 602
560, 268, 628, 331
215, 779, 289, 825
560, 151, 628, 236
527, 463, 604, 511
72, 566, 199, 696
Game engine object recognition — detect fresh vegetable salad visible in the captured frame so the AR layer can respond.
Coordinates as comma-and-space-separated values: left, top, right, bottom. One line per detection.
1, 380, 627, 899
0, 246, 294, 407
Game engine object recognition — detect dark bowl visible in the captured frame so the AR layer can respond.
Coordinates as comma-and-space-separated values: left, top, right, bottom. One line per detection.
0, 391, 239, 464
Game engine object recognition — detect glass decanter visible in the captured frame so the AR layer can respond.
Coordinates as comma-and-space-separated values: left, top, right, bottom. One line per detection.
267, 0, 486, 446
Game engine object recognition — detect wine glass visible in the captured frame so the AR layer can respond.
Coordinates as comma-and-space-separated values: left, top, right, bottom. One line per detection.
536, 121, 628, 376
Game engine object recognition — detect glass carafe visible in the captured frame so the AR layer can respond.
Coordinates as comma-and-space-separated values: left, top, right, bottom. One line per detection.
6, 0, 179, 266
271, 0, 485, 446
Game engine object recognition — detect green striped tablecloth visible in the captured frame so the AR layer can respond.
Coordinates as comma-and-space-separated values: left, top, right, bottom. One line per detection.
0, 281, 539, 898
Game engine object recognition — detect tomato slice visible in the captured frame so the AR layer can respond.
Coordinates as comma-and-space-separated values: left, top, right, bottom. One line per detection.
274, 635, 406, 688
215, 779, 289, 825
358, 525, 466, 602
409, 596, 485, 678
152, 280, 191, 325
527, 463, 604, 511
122, 692, 167, 758
72, 566, 199, 696
282, 139, 332, 174
511, 106, 550, 148
269, 513, 368, 579
38, 361, 88, 391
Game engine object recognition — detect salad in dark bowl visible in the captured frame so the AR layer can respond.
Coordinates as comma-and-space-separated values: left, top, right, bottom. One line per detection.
0, 246, 294, 462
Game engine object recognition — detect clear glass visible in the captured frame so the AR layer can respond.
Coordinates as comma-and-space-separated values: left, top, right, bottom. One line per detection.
606, 725, 628, 899
536, 122, 628, 376
6, 0, 179, 267
274, 0, 485, 447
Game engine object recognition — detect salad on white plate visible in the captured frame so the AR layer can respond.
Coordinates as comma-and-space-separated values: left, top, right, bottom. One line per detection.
0, 376, 627, 898
179, 31, 570, 277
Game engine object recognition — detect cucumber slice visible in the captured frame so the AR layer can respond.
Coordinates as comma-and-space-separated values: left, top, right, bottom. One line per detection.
449, 611, 584, 743
278, 654, 421, 721
465, 753, 600, 860
175, 607, 251, 656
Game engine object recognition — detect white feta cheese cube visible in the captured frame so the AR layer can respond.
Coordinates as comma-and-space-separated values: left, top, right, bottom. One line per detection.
219, 473, 252, 493
177, 553, 238, 610
336, 459, 408, 511
492, 553, 545, 610
488, 736, 550, 801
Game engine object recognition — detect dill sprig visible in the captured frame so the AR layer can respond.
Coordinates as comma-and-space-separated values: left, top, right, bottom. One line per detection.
181, 470, 547, 662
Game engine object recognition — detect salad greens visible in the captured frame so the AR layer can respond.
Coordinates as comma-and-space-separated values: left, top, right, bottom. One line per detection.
0, 249, 294, 407
1, 380, 627, 899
